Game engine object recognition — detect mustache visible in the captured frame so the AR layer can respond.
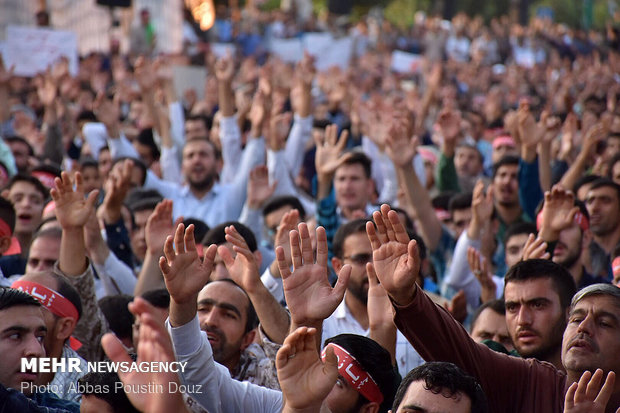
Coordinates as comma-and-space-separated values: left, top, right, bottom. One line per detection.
568, 334, 599, 352
204, 325, 225, 342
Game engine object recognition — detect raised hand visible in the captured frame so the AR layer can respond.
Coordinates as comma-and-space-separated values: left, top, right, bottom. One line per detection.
539, 185, 578, 241
267, 111, 292, 151
367, 204, 420, 306
517, 101, 545, 149
101, 297, 189, 413
134, 57, 157, 92
446, 290, 467, 323
146, 200, 182, 256
472, 180, 494, 223
218, 225, 261, 294
247, 165, 276, 210
159, 223, 217, 306
214, 54, 235, 83
51, 171, 99, 230
314, 124, 349, 179
37, 69, 57, 108
277, 223, 350, 326
467, 247, 497, 304
93, 92, 121, 136
521, 234, 550, 261
270, 209, 300, 277
564, 370, 619, 413
99, 159, 133, 224
436, 109, 462, 152
276, 327, 337, 413
385, 119, 418, 169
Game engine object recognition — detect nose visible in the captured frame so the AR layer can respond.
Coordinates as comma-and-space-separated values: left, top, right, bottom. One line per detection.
516, 306, 532, 326
576, 314, 595, 336
24, 335, 45, 358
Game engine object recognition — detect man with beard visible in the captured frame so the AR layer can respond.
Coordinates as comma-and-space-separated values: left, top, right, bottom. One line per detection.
325, 219, 425, 376
585, 178, 620, 277
537, 185, 608, 288
143, 136, 264, 229
503, 259, 576, 370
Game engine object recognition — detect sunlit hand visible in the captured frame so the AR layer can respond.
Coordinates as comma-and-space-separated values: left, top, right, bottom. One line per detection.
219, 225, 261, 294
51, 171, 99, 230
521, 234, 550, 261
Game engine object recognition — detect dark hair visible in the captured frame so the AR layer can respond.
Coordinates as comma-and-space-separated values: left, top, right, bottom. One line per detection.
0, 197, 16, 234
98, 295, 133, 340
183, 218, 210, 246
332, 219, 370, 259
391, 206, 415, 231
32, 226, 62, 243
587, 178, 620, 203
141, 288, 170, 309
207, 279, 258, 333
503, 222, 537, 245
262, 195, 306, 220
456, 143, 483, 164
76, 110, 98, 123
4, 173, 49, 201
5, 136, 34, 156
124, 188, 163, 213
449, 192, 473, 213
325, 334, 401, 413
573, 174, 601, 196
135, 128, 160, 161
392, 362, 488, 413
78, 371, 139, 412
0, 287, 41, 310
186, 114, 212, 133
312, 119, 331, 130
492, 155, 519, 179
504, 259, 577, 309
30, 163, 62, 179
112, 157, 147, 186
339, 151, 372, 179
470, 299, 506, 333
53, 274, 83, 320
79, 158, 99, 171
432, 191, 458, 211
202, 221, 257, 252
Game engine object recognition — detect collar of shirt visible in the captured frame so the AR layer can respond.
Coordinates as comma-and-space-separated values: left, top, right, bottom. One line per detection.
180, 183, 221, 199
336, 204, 378, 223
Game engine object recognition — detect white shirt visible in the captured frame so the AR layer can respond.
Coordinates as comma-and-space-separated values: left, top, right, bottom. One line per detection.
321, 297, 425, 377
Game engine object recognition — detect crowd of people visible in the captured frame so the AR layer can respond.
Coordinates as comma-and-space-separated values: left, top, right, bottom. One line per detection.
0, 2, 620, 412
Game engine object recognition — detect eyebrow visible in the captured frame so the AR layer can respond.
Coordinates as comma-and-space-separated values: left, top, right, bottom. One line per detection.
2, 325, 47, 335
197, 299, 242, 318
570, 308, 620, 323
398, 405, 427, 412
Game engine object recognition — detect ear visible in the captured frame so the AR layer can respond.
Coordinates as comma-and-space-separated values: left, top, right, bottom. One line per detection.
54, 317, 77, 341
0, 236, 11, 255
332, 257, 343, 274
360, 401, 380, 413
239, 328, 256, 352
253, 250, 262, 269
1, 189, 9, 199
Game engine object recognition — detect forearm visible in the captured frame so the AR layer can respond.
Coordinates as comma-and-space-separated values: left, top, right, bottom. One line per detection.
316, 175, 333, 201
60, 228, 88, 276
169, 298, 198, 328
436, 152, 461, 193
42, 121, 64, 166
369, 323, 397, 365
397, 164, 441, 251
218, 80, 234, 117
134, 251, 165, 296
247, 285, 290, 344
559, 150, 590, 191
537, 142, 552, 192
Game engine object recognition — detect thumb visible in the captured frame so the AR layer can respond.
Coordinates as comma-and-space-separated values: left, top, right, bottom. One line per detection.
333, 264, 351, 301
366, 262, 378, 287
218, 245, 235, 269
323, 345, 338, 379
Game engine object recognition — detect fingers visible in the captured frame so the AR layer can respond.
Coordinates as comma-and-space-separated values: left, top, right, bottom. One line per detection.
315, 226, 328, 268
184, 224, 195, 254
322, 344, 338, 378
162, 234, 175, 267
372, 210, 389, 244
202, 244, 218, 269
276, 246, 292, 279
225, 225, 250, 252
407, 239, 420, 272
333, 264, 351, 302
564, 381, 577, 409
289, 229, 302, 270
594, 371, 616, 406
585, 369, 605, 401
336, 129, 349, 152
366, 221, 381, 250
575, 370, 592, 404
388, 208, 410, 244
101, 333, 133, 370
299, 223, 314, 265
381, 204, 396, 242
366, 262, 379, 287
218, 245, 235, 268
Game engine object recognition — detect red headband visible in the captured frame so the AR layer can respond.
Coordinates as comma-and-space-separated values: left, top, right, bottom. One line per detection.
0, 218, 21, 255
536, 210, 589, 232
31, 171, 58, 189
321, 343, 384, 405
0, 218, 12, 237
492, 135, 516, 149
11, 280, 79, 321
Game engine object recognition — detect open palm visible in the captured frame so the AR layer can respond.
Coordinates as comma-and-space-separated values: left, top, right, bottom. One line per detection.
159, 224, 217, 305
51, 171, 99, 229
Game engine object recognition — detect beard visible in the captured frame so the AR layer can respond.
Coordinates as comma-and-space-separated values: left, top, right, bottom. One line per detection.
517, 316, 566, 361
555, 240, 582, 270
188, 172, 215, 192
347, 280, 368, 305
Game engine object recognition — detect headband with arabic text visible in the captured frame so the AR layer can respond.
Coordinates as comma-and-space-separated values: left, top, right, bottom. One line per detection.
321, 343, 384, 405
11, 280, 80, 322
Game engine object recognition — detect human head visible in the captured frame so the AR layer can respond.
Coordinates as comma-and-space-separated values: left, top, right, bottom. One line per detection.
585, 178, 620, 238
202, 221, 260, 281
470, 299, 513, 351
491, 135, 517, 164
184, 114, 211, 141
504, 259, 576, 362
332, 219, 373, 305
448, 192, 473, 239
80, 158, 102, 194
182, 138, 219, 193
262, 196, 306, 244
492, 155, 519, 207
99, 295, 134, 350
125, 189, 163, 263
26, 227, 61, 273
391, 362, 488, 413
98, 146, 112, 180
454, 144, 483, 178
79, 371, 139, 413
562, 284, 620, 380
324, 334, 400, 413
608, 152, 620, 186
2, 174, 48, 238
14, 271, 82, 359
0, 197, 16, 256
573, 174, 601, 202
133, 289, 170, 348
4, 136, 34, 173
133, 129, 160, 168
196, 279, 258, 371
110, 157, 147, 189
503, 222, 536, 268
0, 287, 46, 395
334, 151, 374, 213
